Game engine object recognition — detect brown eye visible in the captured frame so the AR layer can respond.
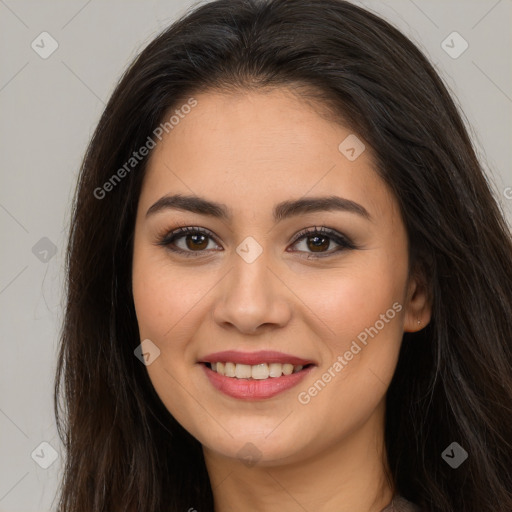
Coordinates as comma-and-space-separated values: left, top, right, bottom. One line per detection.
158, 226, 221, 257
305, 234, 330, 252
184, 233, 209, 251
289, 227, 356, 258
158, 225, 356, 259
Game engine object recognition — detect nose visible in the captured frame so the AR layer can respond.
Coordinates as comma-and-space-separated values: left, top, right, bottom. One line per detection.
212, 249, 292, 335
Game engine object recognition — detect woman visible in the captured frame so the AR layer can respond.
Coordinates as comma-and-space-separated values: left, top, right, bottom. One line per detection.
54, 0, 512, 511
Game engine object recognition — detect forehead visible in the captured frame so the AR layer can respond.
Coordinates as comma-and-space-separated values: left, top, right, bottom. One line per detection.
140, 88, 397, 224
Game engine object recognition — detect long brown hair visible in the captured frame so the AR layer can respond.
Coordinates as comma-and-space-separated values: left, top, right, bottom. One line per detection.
54, 1, 512, 510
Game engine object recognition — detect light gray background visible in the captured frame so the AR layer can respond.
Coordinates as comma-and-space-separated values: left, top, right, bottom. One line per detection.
0, 1, 510, 511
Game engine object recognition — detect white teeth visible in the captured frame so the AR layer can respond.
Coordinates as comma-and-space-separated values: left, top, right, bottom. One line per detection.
282, 363, 294, 375
224, 362, 236, 377
252, 363, 269, 380
235, 364, 252, 379
209, 361, 307, 379
268, 363, 282, 378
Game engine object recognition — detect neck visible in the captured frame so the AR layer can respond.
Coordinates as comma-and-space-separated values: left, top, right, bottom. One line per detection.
203, 400, 394, 512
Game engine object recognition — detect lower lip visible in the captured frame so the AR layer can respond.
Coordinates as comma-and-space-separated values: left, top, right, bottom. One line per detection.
201, 363, 315, 400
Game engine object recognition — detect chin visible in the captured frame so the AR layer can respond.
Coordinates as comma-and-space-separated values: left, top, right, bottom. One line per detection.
197, 416, 318, 466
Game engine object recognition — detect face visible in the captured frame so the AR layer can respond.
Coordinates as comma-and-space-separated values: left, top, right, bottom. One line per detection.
131, 88, 430, 466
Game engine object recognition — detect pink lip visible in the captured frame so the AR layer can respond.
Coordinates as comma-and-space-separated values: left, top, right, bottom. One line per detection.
200, 350, 315, 366
201, 363, 315, 400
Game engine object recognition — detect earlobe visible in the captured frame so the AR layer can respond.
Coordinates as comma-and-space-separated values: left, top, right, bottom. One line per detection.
403, 271, 432, 333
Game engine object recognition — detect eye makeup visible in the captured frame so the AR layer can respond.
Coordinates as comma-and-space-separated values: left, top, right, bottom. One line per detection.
154, 224, 359, 259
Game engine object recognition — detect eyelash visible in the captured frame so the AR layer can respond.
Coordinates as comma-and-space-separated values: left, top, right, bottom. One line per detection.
156, 225, 357, 259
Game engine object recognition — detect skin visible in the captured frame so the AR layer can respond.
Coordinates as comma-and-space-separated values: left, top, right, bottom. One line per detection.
131, 88, 431, 512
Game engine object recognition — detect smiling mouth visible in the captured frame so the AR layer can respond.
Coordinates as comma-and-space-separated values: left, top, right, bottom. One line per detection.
204, 362, 314, 380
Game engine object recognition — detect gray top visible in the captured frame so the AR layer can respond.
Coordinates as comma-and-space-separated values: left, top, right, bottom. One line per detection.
380, 495, 423, 512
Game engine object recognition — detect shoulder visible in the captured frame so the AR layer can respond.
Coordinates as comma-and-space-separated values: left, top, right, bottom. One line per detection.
381, 495, 425, 512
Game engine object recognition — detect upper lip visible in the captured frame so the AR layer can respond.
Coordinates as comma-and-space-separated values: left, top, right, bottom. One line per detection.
200, 350, 316, 366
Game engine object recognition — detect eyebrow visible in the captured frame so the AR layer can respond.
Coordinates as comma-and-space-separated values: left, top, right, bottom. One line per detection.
146, 193, 371, 222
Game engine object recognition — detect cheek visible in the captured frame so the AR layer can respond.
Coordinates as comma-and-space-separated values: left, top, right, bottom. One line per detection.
132, 242, 213, 343
294, 266, 406, 444
131, 249, 211, 427
292, 256, 407, 356
132, 264, 172, 342
294, 259, 408, 432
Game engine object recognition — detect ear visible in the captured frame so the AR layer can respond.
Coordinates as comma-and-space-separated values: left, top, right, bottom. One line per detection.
403, 263, 432, 333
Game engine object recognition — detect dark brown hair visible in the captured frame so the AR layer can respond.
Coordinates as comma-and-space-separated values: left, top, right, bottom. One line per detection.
54, 0, 512, 511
